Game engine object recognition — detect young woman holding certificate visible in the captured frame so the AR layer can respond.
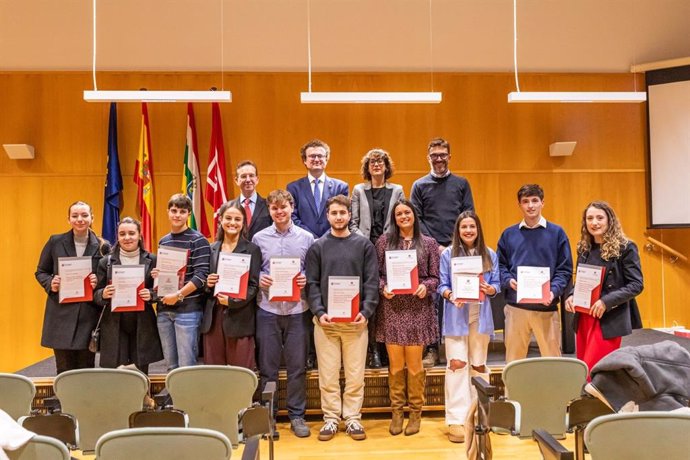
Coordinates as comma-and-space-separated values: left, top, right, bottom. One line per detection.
375, 199, 439, 436
35, 201, 110, 374
564, 201, 643, 374
94, 217, 162, 374
202, 201, 262, 369
438, 211, 500, 443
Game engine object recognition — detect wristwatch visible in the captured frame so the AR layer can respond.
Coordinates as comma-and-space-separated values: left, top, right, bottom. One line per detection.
445, 291, 453, 301
176, 291, 185, 302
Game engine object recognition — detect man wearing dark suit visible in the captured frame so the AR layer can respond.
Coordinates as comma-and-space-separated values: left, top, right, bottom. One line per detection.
230, 161, 272, 241
287, 139, 350, 239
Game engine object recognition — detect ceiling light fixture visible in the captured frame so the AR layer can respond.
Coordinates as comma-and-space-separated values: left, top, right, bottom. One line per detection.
507, 0, 645, 104
83, 0, 231, 103
300, 0, 441, 104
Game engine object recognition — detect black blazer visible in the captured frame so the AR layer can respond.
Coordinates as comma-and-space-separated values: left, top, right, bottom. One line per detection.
35, 230, 110, 350
201, 239, 262, 338
93, 250, 163, 368
570, 241, 644, 340
230, 194, 272, 241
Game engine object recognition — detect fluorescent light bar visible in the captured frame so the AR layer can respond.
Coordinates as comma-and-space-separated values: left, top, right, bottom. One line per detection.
508, 91, 647, 103
300, 92, 442, 104
83, 90, 232, 103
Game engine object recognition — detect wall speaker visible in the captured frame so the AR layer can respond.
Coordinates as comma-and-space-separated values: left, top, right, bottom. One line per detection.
549, 141, 576, 157
3, 144, 35, 159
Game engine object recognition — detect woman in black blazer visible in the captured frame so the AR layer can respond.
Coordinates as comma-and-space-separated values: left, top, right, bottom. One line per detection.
565, 201, 643, 373
34, 201, 110, 374
93, 217, 163, 374
201, 201, 261, 369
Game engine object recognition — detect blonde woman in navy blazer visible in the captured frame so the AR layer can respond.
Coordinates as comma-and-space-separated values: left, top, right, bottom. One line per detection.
35, 201, 110, 374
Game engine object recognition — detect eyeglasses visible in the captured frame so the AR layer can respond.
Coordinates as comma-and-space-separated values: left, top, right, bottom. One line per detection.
369, 158, 385, 165
307, 154, 326, 160
428, 153, 449, 160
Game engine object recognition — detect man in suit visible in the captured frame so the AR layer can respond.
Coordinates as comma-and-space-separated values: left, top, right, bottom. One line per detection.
230, 161, 272, 241
287, 139, 350, 369
287, 139, 350, 239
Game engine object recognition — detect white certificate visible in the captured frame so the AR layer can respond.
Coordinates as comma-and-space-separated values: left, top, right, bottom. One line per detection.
327, 276, 360, 321
155, 246, 188, 296
451, 256, 483, 300
111, 265, 145, 311
214, 253, 251, 299
157, 272, 181, 297
269, 257, 301, 301
517, 266, 550, 303
58, 256, 93, 303
385, 250, 418, 293
573, 264, 605, 311
454, 274, 481, 301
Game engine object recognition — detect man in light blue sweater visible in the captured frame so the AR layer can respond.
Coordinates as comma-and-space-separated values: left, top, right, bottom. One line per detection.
497, 184, 572, 362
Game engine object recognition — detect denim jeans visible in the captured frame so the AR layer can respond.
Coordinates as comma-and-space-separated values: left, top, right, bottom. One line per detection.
157, 310, 202, 370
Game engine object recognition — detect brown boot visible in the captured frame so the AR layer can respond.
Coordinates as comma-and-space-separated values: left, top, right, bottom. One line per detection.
388, 370, 406, 435
404, 370, 426, 436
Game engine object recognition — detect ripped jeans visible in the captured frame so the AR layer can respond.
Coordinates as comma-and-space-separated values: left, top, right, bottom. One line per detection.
444, 303, 490, 425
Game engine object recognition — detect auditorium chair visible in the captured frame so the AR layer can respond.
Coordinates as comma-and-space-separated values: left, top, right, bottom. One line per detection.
471, 358, 591, 458
53, 368, 149, 453
165, 365, 258, 447
0, 373, 36, 420
4, 434, 70, 460
534, 411, 690, 460
95, 427, 232, 460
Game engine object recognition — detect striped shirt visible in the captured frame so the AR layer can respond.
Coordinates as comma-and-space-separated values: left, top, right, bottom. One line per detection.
252, 223, 314, 315
158, 228, 211, 310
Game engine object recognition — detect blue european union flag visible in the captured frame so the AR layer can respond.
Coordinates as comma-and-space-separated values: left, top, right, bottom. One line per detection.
102, 102, 123, 245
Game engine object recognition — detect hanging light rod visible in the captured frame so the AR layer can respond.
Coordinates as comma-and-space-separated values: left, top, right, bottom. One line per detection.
508, 91, 647, 103
83, 90, 232, 103
300, 91, 442, 104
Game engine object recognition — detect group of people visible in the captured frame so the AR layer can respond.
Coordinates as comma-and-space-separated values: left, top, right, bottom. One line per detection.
35, 137, 643, 444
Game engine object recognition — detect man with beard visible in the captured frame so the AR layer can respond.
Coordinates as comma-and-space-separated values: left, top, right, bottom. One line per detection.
410, 138, 475, 367
306, 195, 379, 441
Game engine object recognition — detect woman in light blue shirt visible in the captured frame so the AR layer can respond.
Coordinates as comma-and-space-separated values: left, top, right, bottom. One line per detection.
438, 210, 500, 443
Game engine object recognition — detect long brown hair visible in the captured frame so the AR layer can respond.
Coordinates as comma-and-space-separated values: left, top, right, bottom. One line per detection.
450, 211, 492, 272
577, 201, 629, 260
215, 200, 249, 242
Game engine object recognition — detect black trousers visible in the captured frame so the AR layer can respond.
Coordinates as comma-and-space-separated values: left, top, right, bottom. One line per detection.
54, 349, 95, 374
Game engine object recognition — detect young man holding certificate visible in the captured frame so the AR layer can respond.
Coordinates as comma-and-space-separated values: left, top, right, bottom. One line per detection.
251, 189, 315, 439
306, 195, 379, 442
154, 194, 211, 370
497, 184, 572, 363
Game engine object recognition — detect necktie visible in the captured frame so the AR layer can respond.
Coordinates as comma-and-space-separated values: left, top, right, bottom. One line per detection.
244, 197, 252, 227
313, 179, 321, 211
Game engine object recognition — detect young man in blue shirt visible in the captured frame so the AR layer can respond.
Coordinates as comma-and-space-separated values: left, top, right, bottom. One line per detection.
497, 184, 572, 363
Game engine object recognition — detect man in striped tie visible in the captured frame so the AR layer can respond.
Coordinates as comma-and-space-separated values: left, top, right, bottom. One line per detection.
230, 161, 272, 241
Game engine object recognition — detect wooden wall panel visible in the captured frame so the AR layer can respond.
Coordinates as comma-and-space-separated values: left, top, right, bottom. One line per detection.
1, 70, 688, 372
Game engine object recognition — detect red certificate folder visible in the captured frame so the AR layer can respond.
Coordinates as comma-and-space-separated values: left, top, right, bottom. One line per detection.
60, 274, 94, 304
269, 273, 301, 302
112, 282, 146, 312
574, 266, 606, 315
223, 271, 249, 300
516, 266, 551, 304
330, 293, 360, 323
454, 274, 486, 303
391, 265, 419, 295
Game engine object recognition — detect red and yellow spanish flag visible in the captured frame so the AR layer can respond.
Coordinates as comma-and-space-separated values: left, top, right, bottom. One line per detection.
134, 103, 155, 251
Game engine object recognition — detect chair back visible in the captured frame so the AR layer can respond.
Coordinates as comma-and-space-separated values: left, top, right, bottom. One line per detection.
5, 434, 70, 460
503, 357, 587, 439
95, 427, 232, 460
585, 411, 690, 460
166, 365, 258, 447
53, 368, 149, 452
0, 373, 36, 420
